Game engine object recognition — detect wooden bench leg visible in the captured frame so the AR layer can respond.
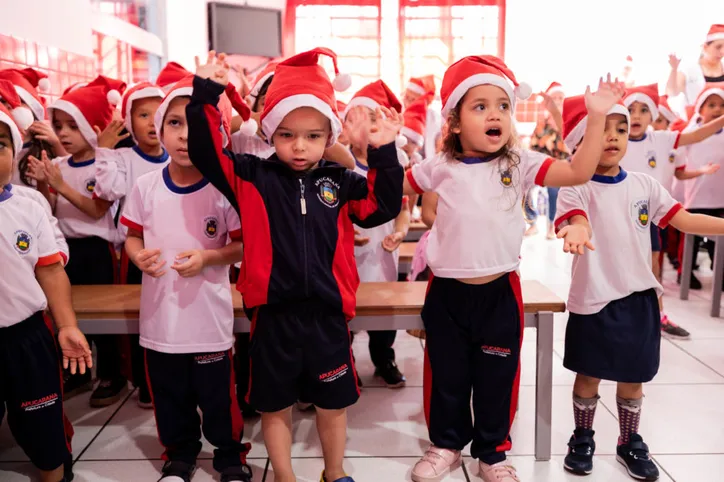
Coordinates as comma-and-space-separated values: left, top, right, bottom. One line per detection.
680, 233, 694, 300
535, 312, 554, 461
712, 236, 724, 318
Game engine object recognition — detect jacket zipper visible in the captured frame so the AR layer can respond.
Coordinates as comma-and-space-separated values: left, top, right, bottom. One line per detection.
299, 177, 309, 295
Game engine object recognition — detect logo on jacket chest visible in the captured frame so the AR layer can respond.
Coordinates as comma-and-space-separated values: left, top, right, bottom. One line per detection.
632, 199, 650, 230
204, 216, 219, 239
14, 230, 32, 254
646, 151, 657, 168
315, 177, 340, 208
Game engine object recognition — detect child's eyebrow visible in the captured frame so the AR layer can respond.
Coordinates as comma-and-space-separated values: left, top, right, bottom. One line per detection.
0, 133, 10, 141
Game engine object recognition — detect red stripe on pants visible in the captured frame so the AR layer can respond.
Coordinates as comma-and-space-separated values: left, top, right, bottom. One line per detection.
226, 349, 249, 464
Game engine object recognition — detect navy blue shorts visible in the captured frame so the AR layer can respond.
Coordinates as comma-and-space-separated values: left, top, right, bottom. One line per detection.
563, 289, 660, 383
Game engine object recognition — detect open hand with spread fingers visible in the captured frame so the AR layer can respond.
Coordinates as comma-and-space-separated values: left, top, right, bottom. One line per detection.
557, 224, 595, 255
368, 106, 402, 148
584, 73, 625, 117
195, 51, 230, 86
94, 120, 131, 149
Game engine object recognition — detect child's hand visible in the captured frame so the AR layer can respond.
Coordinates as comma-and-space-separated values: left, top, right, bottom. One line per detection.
57, 327, 93, 375
94, 120, 130, 149
557, 224, 595, 255
354, 229, 370, 247
28, 121, 63, 151
369, 107, 402, 148
26, 151, 49, 183
669, 54, 681, 71
29, 151, 63, 190
699, 163, 720, 176
132, 248, 167, 277
344, 106, 371, 149
382, 232, 405, 252
171, 250, 205, 278
584, 74, 625, 117
195, 51, 230, 86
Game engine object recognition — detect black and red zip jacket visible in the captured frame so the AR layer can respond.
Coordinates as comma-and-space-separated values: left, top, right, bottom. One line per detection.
186, 76, 404, 319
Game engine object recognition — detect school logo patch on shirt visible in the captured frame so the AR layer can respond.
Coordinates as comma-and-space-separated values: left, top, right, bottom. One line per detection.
315, 177, 340, 208
646, 151, 657, 168
204, 216, 219, 239
669, 153, 676, 163
85, 178, 96, 193
500, 168, 513, 187
632, 199, 650, 229
14, 230, 32, 254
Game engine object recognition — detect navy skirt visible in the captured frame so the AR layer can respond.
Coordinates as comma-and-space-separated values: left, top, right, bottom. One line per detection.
563, 289, 660, 383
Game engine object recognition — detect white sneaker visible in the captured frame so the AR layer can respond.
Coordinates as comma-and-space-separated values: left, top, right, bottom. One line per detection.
478, 461, 520, 482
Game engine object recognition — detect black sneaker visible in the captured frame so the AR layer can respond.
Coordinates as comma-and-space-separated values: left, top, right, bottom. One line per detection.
374, 361, 406, 388
660, 316, 691, 339
89, 376, 128, 408
220, 464, 253, 482
138, 383, 153, 409
63, 370, 93, 401
676, 272, 702, 290
159, 460, 196, 482
616, 434, 659, 481
564, 428, 596, 475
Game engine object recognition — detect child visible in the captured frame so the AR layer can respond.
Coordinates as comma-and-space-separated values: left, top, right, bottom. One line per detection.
118, 74, 251, 482
402, 56, 624, 482
187, 48, 404, 482
621, 83, 724, 337
27, 76, 129, 408
400, 96, 428, 220
343, 79, 411, 388
0, 86, 92, 482
653, 95, 678, 131
403, 75, 441, 161
556, 92, 724, 481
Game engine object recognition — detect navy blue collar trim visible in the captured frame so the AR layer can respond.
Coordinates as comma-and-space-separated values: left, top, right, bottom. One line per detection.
3, 183, 12, 192
22, 141, 32, 149
0, 187, 12, 203
133, 145, 169, 164
350, 149, 368, 172
68, 157, 95, 168
460, 154, 497, 164
162, 165, 208, 194
629, 133, 647, 142
592, 168, 628, 184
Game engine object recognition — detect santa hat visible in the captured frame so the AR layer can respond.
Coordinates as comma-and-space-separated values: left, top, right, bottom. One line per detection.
336, 100, 347, 120
156, 62, 192, 92
406, 75, 436, 98
343, 80, 402, 118
63, 82, 88, 96
693, 83, 724, 115
562, 95, 630, 152
658, 95, 678, 123
0, 79, 33, 157
623, 83, 659, 121
441, 55, 531, 117
0, 68, 50, 121
249, 61, 280, 104
221, 82, 258, 138
401, 96, 428, 147
121, 82, 165, 138
261, 47, 351, 147
706, 24, 724, 43
49, 75, 126, 147
545, 82, 564, 96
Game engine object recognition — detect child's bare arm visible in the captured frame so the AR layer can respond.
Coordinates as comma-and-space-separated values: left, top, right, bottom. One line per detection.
668, 210, 724, 236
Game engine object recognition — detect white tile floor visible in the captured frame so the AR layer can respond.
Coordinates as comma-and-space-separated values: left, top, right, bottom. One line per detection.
3, 221, 724, 481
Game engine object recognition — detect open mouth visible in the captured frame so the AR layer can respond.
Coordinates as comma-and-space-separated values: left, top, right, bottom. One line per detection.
631, 123, 642, 129
148, 131, 157, 138
604, 146, 620, 153
486, 128, 502, 138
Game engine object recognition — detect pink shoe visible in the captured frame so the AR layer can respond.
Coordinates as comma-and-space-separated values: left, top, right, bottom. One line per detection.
478, 461, 520, 482
411, 445, 462, 482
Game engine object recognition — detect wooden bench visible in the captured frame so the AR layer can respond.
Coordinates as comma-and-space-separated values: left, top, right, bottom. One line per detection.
71, 280, 565, 461
405, 221, 428, 241
398, 242, 416, 275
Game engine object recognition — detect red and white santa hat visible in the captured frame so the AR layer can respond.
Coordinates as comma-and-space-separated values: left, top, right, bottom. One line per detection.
623, 83, 659, 121
657, 95, 678, 123
261, 47, 351, 147
441, 55, 531, 117
49, 75, 126, 147
63, 82, 88, 96
156, 61, 192, 93
249, 61, 280, 104
562, 95, 630, 152
343, 80, 402, 119
0, 68, 50, 121
706, 24, 724, 43
406, 75, 436, 98
401, 95, 429, 148
121, 82, 165, 138
0, 79, 34, 157
693, 82, 724, 115
545, 82, 565, 96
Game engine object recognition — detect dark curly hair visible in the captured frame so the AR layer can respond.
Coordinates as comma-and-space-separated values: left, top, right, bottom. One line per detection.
17, 135, 56, 187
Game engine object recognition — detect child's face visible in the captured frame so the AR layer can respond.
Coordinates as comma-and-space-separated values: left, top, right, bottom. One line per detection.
549, 91, 565, 110
131, 97, 162, 148
255, 93, 267, 113
652, 114, 670, 131
161, 97, 191, 167
52, 109, 91, 155
699, 94, 724, 123
402, 139, 420, 158
703, 40, 724, 62
273, 107, 331, 172
599, 113, 629, 167
403, 90, 422, 110
0, 123, 13, 186
453, 84, 512, 155
627, 101, 652, 139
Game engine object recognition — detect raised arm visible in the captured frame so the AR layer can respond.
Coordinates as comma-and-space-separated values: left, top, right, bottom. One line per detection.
678, 115, 724, 147
665, 54, 687, 97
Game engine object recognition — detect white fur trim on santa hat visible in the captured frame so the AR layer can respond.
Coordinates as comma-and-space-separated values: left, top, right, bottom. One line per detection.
239, 118, 258, 136
546, 86, 565, 96
342, 97, 380, 120
694, 87, 724, 115
124, 86, 165, 138
624, 93, 659, 123
406, 82, 427, 96
262, 94, 342, 147
707, 32, 724, 42
153, 86, 193, 142
0, 110, 23, 159
658, 105, 677, 123
396, 147, 410, 168
442, 73, 518, 118
249, 72, 275, 102
11, 106, 33, 131
332, 72, 352, 92
564, 104, 630, 152
14, 85, 44, 121
49, 99, 98, 147
400, 126, 424, 147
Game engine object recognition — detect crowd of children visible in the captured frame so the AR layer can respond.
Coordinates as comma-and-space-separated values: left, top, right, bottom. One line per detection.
1, 22, 724, 482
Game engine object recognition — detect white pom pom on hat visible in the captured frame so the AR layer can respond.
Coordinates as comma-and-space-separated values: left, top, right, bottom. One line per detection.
37, 77, 51, 93
333, 72, 352, 92
106, 89, 122, 106
11, 106, 34, 130
515, 82, 532, 100
396, 135, 408, 148
239, 117, 258, 136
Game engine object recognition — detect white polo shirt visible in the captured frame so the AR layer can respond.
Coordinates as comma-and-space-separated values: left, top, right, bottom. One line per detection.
52, 156, 119, 242
0, 189, 63, 327
620, 130, 683, 192
680, 124, 724, 210
407, 149, 554, 278
120, 166, 242, 354
555, 169, 682, 315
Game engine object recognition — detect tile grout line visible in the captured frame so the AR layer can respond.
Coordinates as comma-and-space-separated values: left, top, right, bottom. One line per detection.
461, 458, 471, 482
261, 458, 270, 481
651, 455, 677, 482
665, 338, 724, 379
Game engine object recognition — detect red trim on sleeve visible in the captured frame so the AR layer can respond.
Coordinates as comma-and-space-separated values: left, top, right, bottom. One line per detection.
36, 252, 63, 267
120, 216, 143, 233
406, 169, 424, 195
673, 132, 681, 150
229, 228, 242, 241
49, 186, 57, 194
659, 203, 684, 228
675, 165, 686, 172
535, 157, 556, 186
59, 252, 68, 266
554, 209, 588, 233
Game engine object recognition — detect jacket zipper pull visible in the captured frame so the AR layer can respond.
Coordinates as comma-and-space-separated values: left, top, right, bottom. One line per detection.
299, 178, 307, 215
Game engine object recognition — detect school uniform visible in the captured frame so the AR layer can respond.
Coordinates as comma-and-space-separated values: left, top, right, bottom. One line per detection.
120, 166, 249, 470
406, 148, 554, 464
0, 188, 71, 471
555, 169, 682, 382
